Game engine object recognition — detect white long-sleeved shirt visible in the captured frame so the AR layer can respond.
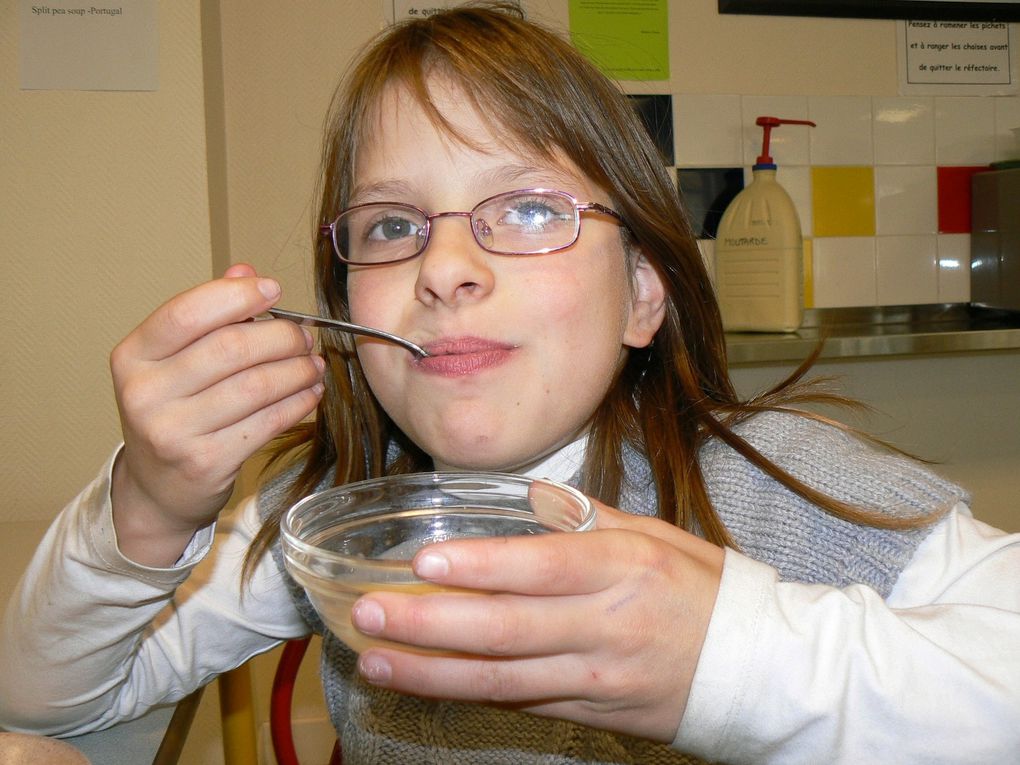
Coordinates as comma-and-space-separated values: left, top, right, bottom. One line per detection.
1, 447, 1018, 764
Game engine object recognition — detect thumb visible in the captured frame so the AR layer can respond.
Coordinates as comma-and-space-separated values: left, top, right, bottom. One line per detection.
592, 500, 694, 546
591, 500, 638, 531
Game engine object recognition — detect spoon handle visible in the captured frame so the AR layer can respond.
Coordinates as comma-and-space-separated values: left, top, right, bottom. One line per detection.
264, 308, 428, 357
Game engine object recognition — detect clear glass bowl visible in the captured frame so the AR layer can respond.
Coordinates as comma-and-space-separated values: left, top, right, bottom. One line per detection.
280, 472, 594, 653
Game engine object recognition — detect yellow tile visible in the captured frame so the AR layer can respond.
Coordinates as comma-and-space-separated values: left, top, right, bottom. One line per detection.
802, 238, 813, 309
812, 166, 875, 237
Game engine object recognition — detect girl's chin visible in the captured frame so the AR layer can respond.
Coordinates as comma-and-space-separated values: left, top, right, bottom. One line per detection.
402, 407, 572, 473
430, 455, 518, 473
428, 445, 534, 474
430, 446, 557, 474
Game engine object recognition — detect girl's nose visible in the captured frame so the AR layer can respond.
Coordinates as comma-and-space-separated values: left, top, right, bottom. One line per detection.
414, 215, 495, 307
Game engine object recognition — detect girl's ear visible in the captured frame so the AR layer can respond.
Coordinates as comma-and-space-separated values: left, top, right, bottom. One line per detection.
623, 249, 667, 349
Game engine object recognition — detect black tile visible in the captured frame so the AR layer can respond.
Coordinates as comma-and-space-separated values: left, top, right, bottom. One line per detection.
628, 94, 674, 165
677, 167, 745, 238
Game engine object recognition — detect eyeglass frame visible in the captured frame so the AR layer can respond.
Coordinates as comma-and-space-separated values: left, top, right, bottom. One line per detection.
318, 187, 626, 266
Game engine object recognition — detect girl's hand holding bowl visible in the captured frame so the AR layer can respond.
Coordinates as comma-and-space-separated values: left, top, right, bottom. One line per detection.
280, 472, 595, 655
348, 501, 725, 743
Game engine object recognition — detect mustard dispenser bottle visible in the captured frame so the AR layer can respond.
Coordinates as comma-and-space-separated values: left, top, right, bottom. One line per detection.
715, 116, 815, 332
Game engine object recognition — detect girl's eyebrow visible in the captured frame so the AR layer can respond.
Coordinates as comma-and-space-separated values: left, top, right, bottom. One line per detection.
477, 163, 578, 189
349, 179, 414, 203
349, 164, 580, 205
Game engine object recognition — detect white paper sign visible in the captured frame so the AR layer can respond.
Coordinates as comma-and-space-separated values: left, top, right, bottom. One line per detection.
386, 1, 458, 24
19, 0, 158, 91
899, 20, 1018, 95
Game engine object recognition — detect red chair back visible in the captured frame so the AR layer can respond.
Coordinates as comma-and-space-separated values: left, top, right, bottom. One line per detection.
270, 638, 341, 765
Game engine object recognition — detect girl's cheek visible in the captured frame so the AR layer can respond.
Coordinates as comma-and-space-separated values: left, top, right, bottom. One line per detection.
347, 276, 387, 322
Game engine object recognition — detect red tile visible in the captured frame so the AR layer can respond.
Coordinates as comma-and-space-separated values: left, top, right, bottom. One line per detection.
937, 165, 991, 234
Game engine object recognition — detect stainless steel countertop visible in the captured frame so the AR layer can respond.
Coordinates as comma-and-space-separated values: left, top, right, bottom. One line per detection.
726, 304, 1020, 365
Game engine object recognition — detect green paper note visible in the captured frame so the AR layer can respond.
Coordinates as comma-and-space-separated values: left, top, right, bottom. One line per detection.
568, 0, 669, 81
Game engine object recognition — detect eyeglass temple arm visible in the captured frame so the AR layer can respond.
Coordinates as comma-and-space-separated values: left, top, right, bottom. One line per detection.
580, 202, 623, 221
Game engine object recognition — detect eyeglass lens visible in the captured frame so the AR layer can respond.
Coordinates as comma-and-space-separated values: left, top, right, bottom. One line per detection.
335, 190, 581, 264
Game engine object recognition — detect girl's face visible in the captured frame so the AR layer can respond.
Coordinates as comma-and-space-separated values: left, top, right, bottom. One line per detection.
346, 80, 664, 472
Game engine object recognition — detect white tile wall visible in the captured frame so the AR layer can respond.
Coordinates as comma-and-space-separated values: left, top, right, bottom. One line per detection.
937, 234, 972, 304
874, 165, 938, 236
876, 235, 938, 305
674, 94, 743, 166
782, 165, 813, 239
673, 91, 1018, 308
993, 97, 1020, 161
812, 237, 877, 307
809, 96, 874, 165
935, 97, 996, 165
873, 97, 936, 165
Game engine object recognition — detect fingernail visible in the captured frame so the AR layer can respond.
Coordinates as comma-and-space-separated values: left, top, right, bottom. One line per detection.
358, 653, 392, 684
414, 551, 449, 580
257, 278, 281, 300
352, 598, 385, 634
312, 354, 326, 373
301, 327, 314, 349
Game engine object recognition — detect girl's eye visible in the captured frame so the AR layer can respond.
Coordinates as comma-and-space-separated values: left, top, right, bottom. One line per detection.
500, 199, 568, 231
366, 215, 422, 241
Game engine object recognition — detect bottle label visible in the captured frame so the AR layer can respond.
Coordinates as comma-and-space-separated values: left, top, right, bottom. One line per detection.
722, 236, 769, 247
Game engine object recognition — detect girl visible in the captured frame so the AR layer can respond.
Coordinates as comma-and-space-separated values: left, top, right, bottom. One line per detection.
2, 4, 1018, 763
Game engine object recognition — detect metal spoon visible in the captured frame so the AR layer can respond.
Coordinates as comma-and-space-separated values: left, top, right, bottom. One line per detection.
264, 307, 429, 357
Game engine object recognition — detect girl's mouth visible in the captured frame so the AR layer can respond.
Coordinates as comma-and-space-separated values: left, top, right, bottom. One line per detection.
417, 337, 517, 376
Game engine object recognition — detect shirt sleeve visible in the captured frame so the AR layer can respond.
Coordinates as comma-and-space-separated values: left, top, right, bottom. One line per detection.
0, 448, 310, 737
673, 502, 1020, 764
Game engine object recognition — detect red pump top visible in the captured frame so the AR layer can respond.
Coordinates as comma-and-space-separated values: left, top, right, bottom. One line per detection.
755, 116, 816, 167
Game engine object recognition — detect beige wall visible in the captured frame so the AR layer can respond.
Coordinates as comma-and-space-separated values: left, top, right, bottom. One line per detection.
2, 0, 213, 523
2, 1, 1018, 762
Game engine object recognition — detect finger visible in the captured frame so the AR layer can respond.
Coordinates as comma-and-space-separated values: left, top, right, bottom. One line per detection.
590, 500, 635, 530
411, 513, 722, 596
117, 275, 282, 363
223, 262, 257, 279
594, 500, 719, 554
355, 648, 670, 740
155, 316, 316, 402
190, 381, 324, 470
115, 317, 318, 423
352, 590, 601, 657
357, 648, 593, 707
593, 500, 680, 538
181, 352, 325, 437
411, 530, 632, 596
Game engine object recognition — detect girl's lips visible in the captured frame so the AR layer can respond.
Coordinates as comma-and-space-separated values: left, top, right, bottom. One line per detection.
417, 337, 516, 375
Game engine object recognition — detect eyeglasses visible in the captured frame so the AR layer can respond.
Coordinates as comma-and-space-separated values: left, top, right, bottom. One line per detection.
320, 188, 624, 266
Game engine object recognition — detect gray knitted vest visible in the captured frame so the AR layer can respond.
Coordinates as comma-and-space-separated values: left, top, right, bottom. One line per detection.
261, 411, 967, 764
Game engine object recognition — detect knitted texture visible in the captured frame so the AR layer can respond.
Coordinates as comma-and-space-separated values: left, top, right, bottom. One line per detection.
261, 411, 967, 764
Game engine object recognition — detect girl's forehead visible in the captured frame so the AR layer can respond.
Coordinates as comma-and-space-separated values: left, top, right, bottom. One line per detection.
363, 78, 515, 150
351, 82, 600, 201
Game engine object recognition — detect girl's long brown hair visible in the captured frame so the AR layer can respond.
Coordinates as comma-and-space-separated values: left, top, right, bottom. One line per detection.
245, 2, 935, 579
